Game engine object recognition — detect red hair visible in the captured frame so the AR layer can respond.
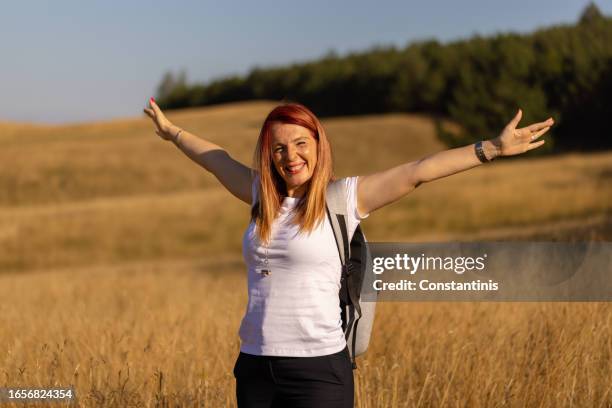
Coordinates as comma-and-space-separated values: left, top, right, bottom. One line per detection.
252, 103, 334, 243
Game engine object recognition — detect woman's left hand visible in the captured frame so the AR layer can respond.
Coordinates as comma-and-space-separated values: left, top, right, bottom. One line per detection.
493, 109, 554, 157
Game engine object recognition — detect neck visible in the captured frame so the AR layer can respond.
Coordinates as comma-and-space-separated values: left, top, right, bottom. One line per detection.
286, 184, 307, 198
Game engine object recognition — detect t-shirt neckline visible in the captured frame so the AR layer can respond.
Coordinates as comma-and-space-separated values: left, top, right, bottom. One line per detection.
282, 196, 301, 204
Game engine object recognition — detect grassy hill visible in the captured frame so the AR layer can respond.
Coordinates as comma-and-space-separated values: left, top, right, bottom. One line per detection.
1, 101, 610, 273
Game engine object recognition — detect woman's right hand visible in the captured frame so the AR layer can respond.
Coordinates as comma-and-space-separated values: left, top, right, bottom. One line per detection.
143, 97, 177, 141
143, 96, 254, 204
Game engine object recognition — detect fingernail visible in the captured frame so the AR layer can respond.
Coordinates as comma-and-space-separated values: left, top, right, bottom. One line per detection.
150, 97, 155, 103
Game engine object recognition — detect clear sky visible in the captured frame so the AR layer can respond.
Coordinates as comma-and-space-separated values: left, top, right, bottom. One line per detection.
1, 0, 610, 124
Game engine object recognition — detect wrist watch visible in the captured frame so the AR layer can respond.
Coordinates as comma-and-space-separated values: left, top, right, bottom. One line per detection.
475, 141, 493, 163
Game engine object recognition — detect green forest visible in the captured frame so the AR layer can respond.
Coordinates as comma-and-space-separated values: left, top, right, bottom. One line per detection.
156, 4, 612, 152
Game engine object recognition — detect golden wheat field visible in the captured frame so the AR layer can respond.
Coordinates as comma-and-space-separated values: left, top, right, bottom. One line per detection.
1, 101, 611, 407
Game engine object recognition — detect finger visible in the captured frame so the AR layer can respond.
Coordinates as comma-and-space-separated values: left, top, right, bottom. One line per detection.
529, 126, 550, 141
149, 98, 164, 116
527, 140, 545, 151
527, 118, 554, 132
143, 108, 155, 118
508, 108, 522, 129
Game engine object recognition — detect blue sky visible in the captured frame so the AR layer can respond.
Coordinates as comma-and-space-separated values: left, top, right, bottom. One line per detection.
1, 0, 610, 124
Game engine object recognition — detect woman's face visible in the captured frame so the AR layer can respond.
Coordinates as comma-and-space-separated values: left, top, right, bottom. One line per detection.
270, 123, 318, 197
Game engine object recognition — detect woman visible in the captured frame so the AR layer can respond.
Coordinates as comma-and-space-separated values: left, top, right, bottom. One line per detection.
144, 98, 553, 407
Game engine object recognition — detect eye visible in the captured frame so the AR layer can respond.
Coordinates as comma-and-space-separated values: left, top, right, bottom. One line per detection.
274, 146, 284, 153
297, 141, 306, 146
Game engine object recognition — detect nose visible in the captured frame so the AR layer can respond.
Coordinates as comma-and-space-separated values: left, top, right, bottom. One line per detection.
286, 144, 298, 161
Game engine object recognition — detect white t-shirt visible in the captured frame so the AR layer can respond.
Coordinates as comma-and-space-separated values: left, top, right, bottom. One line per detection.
239, 176, 368, 357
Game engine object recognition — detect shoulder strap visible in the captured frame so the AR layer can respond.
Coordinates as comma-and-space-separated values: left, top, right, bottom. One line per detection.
326, 179, 350, 265
326, 178, 368, 369
326, 178, 361, 315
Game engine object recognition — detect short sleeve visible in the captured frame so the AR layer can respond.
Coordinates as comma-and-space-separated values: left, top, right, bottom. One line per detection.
345, 176, 369, 221
345, 176, 369, 238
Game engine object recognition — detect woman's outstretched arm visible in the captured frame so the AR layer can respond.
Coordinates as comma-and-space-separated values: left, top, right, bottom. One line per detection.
144, 98, 253, 204
357, 109, 554, 215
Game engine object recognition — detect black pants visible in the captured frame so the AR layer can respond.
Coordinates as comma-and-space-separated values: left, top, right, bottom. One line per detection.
233, 346, 354, 408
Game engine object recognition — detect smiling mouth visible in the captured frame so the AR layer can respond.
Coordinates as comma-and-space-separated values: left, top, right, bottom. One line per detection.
285, 162, 305, 175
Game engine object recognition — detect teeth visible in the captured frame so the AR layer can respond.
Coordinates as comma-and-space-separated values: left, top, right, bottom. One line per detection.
286, 163, 305, 173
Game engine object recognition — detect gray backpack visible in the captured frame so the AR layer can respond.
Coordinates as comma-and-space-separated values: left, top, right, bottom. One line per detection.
326, 179, 378, 369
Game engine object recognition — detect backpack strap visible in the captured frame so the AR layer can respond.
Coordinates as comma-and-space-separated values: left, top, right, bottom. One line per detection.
326, 179, 349, 265
326, 179, 362, 369
327, 179, 363, 313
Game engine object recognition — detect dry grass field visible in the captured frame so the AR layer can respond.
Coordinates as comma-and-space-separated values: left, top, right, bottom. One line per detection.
1, 101, 611, 407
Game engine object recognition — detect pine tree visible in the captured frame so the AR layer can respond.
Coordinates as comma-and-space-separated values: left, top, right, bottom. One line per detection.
579, 2, 604, 25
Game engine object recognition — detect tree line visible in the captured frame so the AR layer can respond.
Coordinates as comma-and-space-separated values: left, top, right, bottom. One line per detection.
156, 4, 612, 152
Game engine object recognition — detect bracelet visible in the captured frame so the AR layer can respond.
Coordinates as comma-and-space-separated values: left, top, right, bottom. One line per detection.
174, 128, 183, 144
474, 141, 491, 163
